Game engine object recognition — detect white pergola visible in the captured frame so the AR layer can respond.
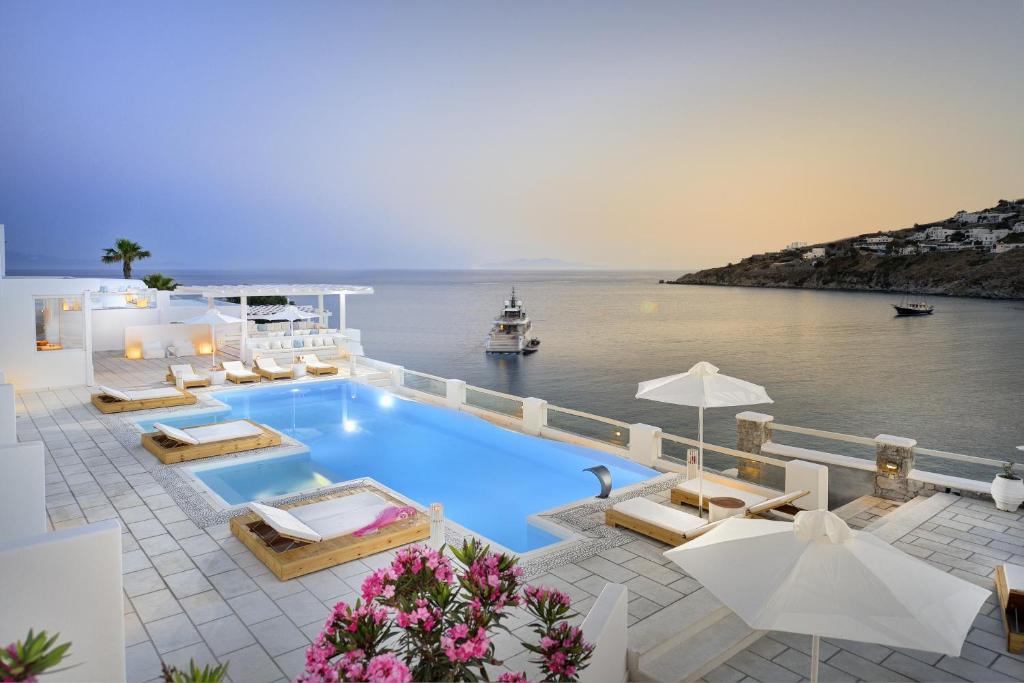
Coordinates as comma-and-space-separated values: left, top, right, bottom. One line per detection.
174, 284, 374, 353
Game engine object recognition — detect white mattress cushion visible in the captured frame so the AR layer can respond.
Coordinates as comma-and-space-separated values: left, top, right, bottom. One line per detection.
186, 421, 264, 444
98, 385, 131, 401
128, 388, 183, 400
323, 337, 335, 346
292, 492, 393, 540
223, 362, 255, 376
154, 422, 200, 445
613, 498, 707, 533
676, 479, 767, 507
249, 502, 322, 543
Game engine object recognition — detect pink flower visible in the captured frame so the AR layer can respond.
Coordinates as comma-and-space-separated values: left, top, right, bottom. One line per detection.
441, 624, 490, 663
364, 653, 411, 683
498, 672, 529, 683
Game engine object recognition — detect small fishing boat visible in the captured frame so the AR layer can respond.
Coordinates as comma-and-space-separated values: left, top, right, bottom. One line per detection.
893, 291, 934, 316
485, 288, 540, 354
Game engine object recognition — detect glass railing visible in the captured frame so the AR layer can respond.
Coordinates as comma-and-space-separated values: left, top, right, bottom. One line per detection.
546, 405, 631, 449
465, 386, 524, 418
403, 370, 447, 398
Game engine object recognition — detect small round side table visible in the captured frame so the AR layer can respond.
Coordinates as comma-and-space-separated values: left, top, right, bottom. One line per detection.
708, 496, 746, 523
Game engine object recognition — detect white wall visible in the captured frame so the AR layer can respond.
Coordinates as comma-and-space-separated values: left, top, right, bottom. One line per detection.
580, 583, 629, 683
0, 441, 46, 541
0, 520, 126, 683
0, 382, 15, 444
0, 275, 145, 390
124, 322, 214, 358
92, 307, 160, 351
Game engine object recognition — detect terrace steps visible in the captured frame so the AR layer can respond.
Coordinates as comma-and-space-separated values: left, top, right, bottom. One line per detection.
628, 587, 764, 682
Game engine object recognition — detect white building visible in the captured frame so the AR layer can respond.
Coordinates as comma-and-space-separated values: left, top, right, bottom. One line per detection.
1013, 221, 1024, 233
864, 236, 892, 244
0, 225, 371, 390
925, 227, 955, 241
802, 247, 826, 260
992, 242, 1024, 254
954, 211, 981, 224
786, 241, 808, 250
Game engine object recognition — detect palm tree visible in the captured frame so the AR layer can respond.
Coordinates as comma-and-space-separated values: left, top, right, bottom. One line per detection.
101, 239, 151, 279
142, 273, 177, 291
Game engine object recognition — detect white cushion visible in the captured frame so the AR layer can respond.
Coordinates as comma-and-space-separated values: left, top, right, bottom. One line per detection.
675, 479, 767, 507
126, 388, 183, 400
153, 422, 200, 445
322, 337, 334, 346
310, 337, 321, 347
185, 420, 263, 444
169, 364, 192, 378
270, 340, 282, 350
292, 493, 393, 540
249, 502, 322, 543
98, 385, 131, 401
613, 498, 707, 533
223, 361, 256, 376
256, 358, 282, 371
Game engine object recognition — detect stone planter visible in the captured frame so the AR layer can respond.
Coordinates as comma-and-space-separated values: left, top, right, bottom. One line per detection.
991, 475, 1024, 512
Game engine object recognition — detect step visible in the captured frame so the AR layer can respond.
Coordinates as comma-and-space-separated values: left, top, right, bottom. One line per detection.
627, 588, 729, 670
865, 492, 958, 543
635, 612, 765, 683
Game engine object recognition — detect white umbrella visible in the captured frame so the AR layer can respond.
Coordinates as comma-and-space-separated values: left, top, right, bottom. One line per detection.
637, 362, 772, 513
182, 309, 244, 368
257, 304, 319, 335
665, 510, 989, 682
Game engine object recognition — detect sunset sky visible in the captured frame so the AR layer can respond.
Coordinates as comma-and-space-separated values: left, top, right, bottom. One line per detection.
1, 1, 1022, 271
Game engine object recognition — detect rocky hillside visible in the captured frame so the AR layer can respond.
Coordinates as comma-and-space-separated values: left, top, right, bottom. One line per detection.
669, 198, 1024, 299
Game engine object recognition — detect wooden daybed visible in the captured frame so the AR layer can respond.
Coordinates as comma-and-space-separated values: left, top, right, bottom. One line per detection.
606, 489, 810, 547
164, 364, 212, 389
91, 386, 197, 414
254, 357, 293, 381
141, 419, 281, 464
230, 486, 430, 580
298, 354, 339, 376
671, 479, 805, 517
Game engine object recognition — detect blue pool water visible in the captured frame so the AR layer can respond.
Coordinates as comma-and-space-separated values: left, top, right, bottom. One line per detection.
141, 381, 657, 552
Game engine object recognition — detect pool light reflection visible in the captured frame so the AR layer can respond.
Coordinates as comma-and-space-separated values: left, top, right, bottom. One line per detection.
343, 419, 358, 433
378, 394, 394, 408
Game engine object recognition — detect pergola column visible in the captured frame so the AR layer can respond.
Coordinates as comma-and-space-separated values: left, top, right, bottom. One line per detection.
239, 294, 248, 362
317, 294, 326, 328
337, 293, 346, 332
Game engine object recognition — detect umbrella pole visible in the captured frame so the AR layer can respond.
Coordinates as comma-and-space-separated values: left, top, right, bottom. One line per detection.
211, 324, 217, 369
810, 635, 820, 683
698, 406, 704, 518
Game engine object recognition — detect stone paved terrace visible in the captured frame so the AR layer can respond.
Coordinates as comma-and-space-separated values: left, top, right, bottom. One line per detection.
19, 355, 1024, 683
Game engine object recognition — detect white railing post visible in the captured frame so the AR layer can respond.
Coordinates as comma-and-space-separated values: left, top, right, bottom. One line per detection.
628, 423, 662, 467
445, 379, 467, 409
389, 365, 405, 388
522, 397, 548, 435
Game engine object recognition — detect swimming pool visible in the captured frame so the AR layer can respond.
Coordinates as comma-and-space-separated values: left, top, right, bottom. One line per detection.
140, 380, 657, 553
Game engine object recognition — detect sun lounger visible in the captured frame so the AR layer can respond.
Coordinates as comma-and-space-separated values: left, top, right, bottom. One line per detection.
141, 419, 281, 464
222, 361, 261, 384
298, 354, 338, 376
90, 386, 197, 414
670, 478, 768, 509
230, 486, 430, 580
606, 489, 811, 546
164, 364, 212, 389
254, 357, 293, 381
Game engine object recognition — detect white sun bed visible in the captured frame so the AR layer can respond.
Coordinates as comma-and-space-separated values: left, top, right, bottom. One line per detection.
166, 364, 211, 388
91, 386, 197, 413
249, 491, 394, 543
223, 361, 260, 384
254, 357, 293, 380
100, 386, 183, 402
605, 498, 709, 546
297, 354, 338, 375
154, 420, 263, 445
672, 478, 768, 508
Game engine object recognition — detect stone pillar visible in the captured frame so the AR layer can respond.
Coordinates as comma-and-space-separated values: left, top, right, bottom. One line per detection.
445, 379, 466, 409
874, 434, 918, 502
628, 424, 662, 467
736, 411, 774, 483
389, 365, 405, 388
522, 397, 548, 436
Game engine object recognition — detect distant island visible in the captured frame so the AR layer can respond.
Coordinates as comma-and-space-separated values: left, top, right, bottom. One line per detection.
666, 198, 1024, 299
478, 257, 599, 270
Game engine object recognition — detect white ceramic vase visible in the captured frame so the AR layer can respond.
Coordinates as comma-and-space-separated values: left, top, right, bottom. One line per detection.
991, 474, 1024, 512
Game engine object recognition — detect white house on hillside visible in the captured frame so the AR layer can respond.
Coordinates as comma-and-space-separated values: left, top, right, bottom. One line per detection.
786, 241, 807, 250
1013, 221, 1024, 233
802, 247, 826, 260
925, 226, 955, 241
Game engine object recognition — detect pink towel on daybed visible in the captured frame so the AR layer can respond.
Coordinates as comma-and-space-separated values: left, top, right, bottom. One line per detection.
353, 505, 418, 537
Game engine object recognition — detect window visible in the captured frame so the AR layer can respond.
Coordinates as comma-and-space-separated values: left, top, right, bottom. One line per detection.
34, 296, 83, 351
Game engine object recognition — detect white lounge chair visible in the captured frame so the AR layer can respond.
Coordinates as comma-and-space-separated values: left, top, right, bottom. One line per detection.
223, 361, 260, 384
230, 486, 430, 580
254, 357, 293, 380
91, 386, 196, 413
297, 354, 338, 376
606, 498, 709, 546
671, 478, 768, 509
165, 364, 211, 388
141, 419, 281, 464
